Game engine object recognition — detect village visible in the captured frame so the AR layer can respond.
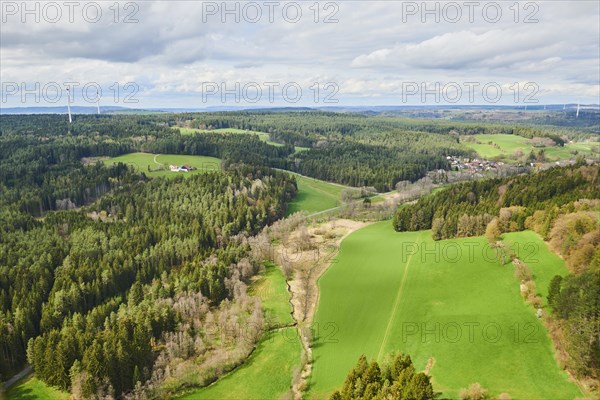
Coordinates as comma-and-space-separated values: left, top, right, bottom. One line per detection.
446, 155, 503, 172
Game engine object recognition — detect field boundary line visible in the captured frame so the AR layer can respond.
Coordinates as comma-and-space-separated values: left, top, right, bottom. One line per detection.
376, 247, 414, 361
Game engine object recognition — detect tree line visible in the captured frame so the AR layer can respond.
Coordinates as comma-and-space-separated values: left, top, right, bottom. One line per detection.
394, 165, 599, 239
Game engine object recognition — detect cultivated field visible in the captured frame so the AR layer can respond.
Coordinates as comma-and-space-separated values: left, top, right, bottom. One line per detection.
309, 222, 581, 399
463, 134, 598, 161
103, 153, 222, 177
6, 376, 69, 400
178, 264, 301, 400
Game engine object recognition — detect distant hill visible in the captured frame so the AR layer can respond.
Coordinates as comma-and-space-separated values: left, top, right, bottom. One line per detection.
2, 104, 598, 115
0, 105, 132, 114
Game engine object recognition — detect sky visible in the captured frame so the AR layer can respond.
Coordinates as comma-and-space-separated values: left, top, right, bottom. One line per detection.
1, 0, 599, 108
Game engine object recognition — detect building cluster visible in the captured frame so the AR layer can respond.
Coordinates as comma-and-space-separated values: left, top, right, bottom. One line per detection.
169, 164, 195, 172
447, 156, 503, 172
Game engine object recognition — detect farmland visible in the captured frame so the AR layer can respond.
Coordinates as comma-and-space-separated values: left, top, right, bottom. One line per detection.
463, 133, 598, 161
103, 152, 222, 177
309, 222, 581, 399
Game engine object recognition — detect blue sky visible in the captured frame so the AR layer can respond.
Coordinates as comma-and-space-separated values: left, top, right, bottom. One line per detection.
1, 1, 599, 108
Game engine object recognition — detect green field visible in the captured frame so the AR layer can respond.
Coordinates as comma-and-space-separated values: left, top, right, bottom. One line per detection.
249, 263, 295, 328
463, 134, 598, 161
502, 230, 571, 307
179, 327, 301, 400
286, 173, 345, 216
178, 264, 301, 400
6, 376, 68, 400
175, 127, 285, 147
104, 153, 221, 177
310, 223, 580, 399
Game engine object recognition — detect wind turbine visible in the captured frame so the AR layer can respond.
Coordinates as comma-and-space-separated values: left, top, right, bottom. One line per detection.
66, 87, 72, 123
576, 101, 580, 118
96, 89, 100, 115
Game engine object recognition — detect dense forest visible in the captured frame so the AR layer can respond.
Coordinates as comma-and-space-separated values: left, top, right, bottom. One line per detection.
0, 112, 474, 191
0, 160, 296, 397
2, 112, 596, 195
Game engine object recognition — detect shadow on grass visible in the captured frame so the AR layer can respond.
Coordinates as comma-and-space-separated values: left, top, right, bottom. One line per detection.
6, 387, 37, 400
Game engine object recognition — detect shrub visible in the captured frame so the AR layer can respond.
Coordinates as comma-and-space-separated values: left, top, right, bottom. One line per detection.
459, 383, 490, 400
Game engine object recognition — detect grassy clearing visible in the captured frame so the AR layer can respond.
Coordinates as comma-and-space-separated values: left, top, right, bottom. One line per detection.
310, 222, 580, 399
6, 376, 68, 400
249, 263, 294, 328
103, 153, 221, 178
463, 134, 598, 161
177, 263, 301, 400
175, 127, 285, 147
286, 174, 345, 216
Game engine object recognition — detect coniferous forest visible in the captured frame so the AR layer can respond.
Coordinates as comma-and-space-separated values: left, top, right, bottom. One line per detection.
1, 111, 598, 398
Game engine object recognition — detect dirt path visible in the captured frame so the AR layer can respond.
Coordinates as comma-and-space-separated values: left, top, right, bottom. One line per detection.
3, 365, 32, 390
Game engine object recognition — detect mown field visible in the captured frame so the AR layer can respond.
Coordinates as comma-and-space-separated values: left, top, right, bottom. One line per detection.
286, 173, 346, 216
103, 153, 222, 177
177, 264, 301, 400
309, 222, 581, 399
463, 134, 598, 161
6, 376, 69, 400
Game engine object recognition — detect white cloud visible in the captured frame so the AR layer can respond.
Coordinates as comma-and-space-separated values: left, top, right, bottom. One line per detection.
1, 0, 598, 107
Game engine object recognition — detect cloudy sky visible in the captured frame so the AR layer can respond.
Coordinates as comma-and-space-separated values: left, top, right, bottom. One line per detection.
1, 0, 599, 108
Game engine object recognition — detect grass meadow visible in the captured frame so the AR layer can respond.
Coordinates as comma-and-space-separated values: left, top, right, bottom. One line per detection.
463, 134, 598, 161
6, 376, 69, 400
309, 222, 581, 399
286, 174, 345, 216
